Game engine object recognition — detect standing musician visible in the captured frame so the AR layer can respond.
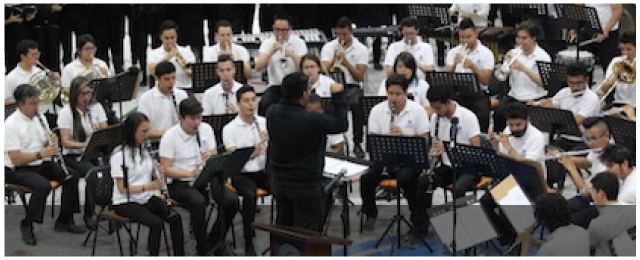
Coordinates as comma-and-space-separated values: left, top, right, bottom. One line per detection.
493, 21, 551, 132
60, 34, 110, 89
159, 98, 238, 256
147, 20, 196, 91
137, 61, 189, 139
445, 19, 495, 132
597, 31, 635, 115
203, 19, 252, 80
5, 84, 86, 246
222, 86, 269, 256
109, 112, 184, 256
384, 17, 435, 80
57, 76, 108, 228
378, 52, 431, 115
202, 54, 241, 115
320, 16, 368, 158
5, 40, 52, 106
361, 74, 431, 245
489, 102, 546, 161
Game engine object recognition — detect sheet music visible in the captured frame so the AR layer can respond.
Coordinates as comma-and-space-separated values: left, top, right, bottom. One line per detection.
498, 185, 536, 234
323, 156, 369, 180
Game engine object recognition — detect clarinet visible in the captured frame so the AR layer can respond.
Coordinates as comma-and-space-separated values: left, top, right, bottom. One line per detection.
389, 101, 396, 134
169, 88, 179, 123
145, 142, 172, 206
425, 115, 442, 194
36, 114, 73, 181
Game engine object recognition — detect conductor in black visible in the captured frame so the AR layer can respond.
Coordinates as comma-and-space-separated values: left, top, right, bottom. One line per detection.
266, 72, 349, 231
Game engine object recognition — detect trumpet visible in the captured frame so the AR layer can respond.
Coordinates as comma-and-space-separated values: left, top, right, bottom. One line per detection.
36, 114, 73, 181
221, 40, 234, 59
495, 48, 523, 82
278, 35, 287, 68
330, 40, 347, 73
454, 43, 470, 73
593, 57, 636, 105
544, 148, 601, 160
174, 47, 191, 73
145, 141, 171, 205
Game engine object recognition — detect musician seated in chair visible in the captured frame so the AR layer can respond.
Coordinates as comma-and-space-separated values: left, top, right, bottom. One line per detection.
5, 40, 53, 106
60, 34, 110, 89
203, 19, 252, 80
301, 54, 343, 98
137, 61, 189, 139
305, 93, 345, 155
489, 102, 545, 161
202, 54, 242, 115
378, 52, 431, 116
110, 112, 184, 256
360, 74, 431, 246
5, 84, 86, 246
159, 98, 238, 256
597, 31, 636, 118
383, 17, 435, 80
147, 20, 196, 91
222, 86, 269, 256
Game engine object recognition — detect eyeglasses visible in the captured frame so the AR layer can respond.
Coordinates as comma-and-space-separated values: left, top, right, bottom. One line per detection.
82, 46, 97, 51
584, 133, 606, 143
273, 27, 290, 32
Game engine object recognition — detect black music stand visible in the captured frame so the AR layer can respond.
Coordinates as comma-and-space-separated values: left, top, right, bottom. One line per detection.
191, 61, 246, 94
604, 116, 636, 157
407, 4, 451, 34
81, 124, 123, 163
192, 152, 230, 188
556, 4, 602, 61
426, 72, 483, 98
527, 105, 581, 143
361, 96, 386, 127
497, 156, 546, 202
505, 4, 548, 19
366, 134, 433, 255
536, 61, 568, 98
91, 72, 139, 124
202, 114, 238, 149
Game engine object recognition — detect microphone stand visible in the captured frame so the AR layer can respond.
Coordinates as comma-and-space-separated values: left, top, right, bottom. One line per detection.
449, 117, 460, 255
116, 68, 134, 255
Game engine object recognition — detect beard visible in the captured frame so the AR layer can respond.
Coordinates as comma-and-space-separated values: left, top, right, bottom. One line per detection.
511, 125, 527, 138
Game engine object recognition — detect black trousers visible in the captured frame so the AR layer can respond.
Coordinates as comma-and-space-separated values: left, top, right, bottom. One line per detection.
231, 171, 270, 244
92, 4, 125, 74
59, 4, 92, 65
346, 85, 365, 145
424, 165, 480, 209
33, 24, 61, 73
457, 95, 491, 133
129, 4, 165, 85
113, 196, 184, 256
360, 164, 429, 232
168, 179, 238, 254
273, 183, 325, 232
584, 30, 621, 71
63, 154, 97, 218
6, 161, 80, 224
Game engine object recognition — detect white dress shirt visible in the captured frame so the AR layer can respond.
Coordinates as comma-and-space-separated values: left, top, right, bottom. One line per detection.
507, 45, 552, 101
368, 100, 430, 136
5, 64, 42, 100
320, 37, 369, 85
147, 45, 196, 89
222, 115, 267, 172
137, 87, 189, 132
384, 38, 435, 80
61, 58, 110, 88
202, 80, 242, 115
159, 123, 217, 185
258, 35, 308, 86
4, 110, 50, 168
57, 103, 108, 155
110, 146, 155, 205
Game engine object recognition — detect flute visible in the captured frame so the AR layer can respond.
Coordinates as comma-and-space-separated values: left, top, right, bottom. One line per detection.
544, 148, 601, 160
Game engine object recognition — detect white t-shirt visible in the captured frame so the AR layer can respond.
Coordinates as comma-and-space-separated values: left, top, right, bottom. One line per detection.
586, 4, 620, 32
449, 4, 491, 28
5, 64, 42, 100
159, 123, 217, 185
147, 45, 196, 89
508, 45, 552, 101
552, 87, 600, 119
4, 110, 50, 168
586, 150, 607, 177
378, 78, 430, 108
61, 58, 110, 88
137, 87, 189, 132
618, 168, 636, 205
310, 74, 335, 98
222, 115, 267, 172
499, 123, 546, 161
258, 35, 308, 86
384, 38, 435, 80
56, 103, 108, 155
202, 80, 242, 115
326, 134, 345, 152
445, 40, 495, 91
202, 43, 251, 63
320, 37, 369, 85
605, 56, 635, 107
430, 102, 482, 165
368, 100, 430, 136
110, 146, 155, 205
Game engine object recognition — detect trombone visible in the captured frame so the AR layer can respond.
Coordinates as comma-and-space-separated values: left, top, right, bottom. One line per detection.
593, 57, 636, 106
494, 47, 523, 82
454, 43, 470, 73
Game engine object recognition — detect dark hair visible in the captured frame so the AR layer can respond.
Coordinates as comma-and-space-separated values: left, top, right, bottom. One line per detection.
506, 102, 528, 120
516, 20, 540, 39
214, 19, 233, 33
217, 54, 234, 64
590, 171, 620, 201
159, 19, 179, 35
179, 97, 203, 118
236, 85, 255, 103
565, 62, 589, 78
155, 61, 176, 78
14, 84, 40, 104
307, 93, 322, 105
394, 52, 417, 83
69, 76, 93, 142
273, 12, 292, 25
620, 31, 635, 46
583, 117, 609, 134
281, 72, 309, 101
600, 144, 634, 167
299, 54, 323, 72
76, 34, 96, 51
534, 193, 572, 232
16, 39, 38, 59
399, 17, 420, 30
385, 74, 409, 93
458, 18, 476, 30
427, 84, 453, 104
335, 16, 353, 30
121, 112, 149, 161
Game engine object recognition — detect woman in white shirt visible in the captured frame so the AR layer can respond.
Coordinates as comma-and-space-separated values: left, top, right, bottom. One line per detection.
57, 76, 108, 228
110, 112, 184, 256
378, 51, 432, 116
61, 34, 110, 89
300, 54, 343, 98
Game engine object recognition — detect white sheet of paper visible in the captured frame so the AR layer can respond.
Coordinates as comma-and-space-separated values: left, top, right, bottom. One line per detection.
323, 156, 369, 180
499, 185, 535, 233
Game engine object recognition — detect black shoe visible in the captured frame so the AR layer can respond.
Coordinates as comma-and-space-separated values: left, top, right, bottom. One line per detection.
362, 216, 376, 232
55, 220, 88, 234
20, 219, 36, 246
374, 63, 383, 70
406, 230, 426, 248
245, 244, 257, 256
354, 144, 365, 158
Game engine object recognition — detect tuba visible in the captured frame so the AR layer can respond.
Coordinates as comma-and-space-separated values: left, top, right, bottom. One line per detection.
29, 62, 62, 104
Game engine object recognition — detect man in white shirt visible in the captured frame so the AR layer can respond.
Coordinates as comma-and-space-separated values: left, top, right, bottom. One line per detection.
449, 4, 491, 28
138, 61, 189, 139
490, 102, 545, 161
445, 19, 495, 132
5, 85, 86, 246
384, 17, 434, 80
5, 39, 49, 106
159, 98, 238, 256
494, 21, 551, 132
147, 20, 196, 90
600, 144, 635, 205
598, 32, 635, 113
361, 75, 431, 245
320, 17, 368, 157
203, 20, 252, 80
222, 86, 268, 256
202, 54, 241, 115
